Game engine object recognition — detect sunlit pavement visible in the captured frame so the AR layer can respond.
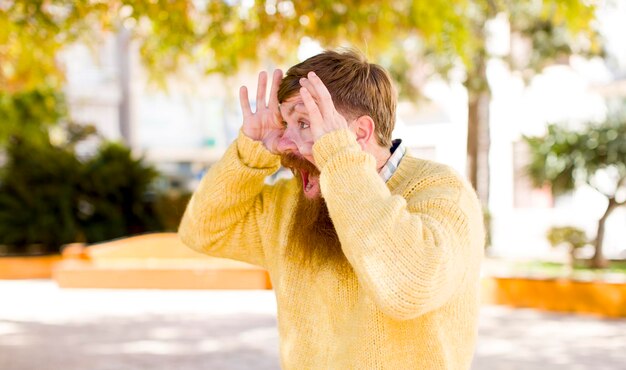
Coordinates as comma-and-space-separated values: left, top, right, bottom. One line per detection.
1, 281, 625, 370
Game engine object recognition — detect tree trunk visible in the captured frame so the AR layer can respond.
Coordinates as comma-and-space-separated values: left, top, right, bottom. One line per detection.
466, 59, 491, 207
566, 246, 576, 276
591, 197, 617, 268
117, 27, 134, 148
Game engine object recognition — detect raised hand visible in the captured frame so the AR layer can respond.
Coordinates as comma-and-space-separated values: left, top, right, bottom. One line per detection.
298, 71, 349, 141
240, 69, 284, 153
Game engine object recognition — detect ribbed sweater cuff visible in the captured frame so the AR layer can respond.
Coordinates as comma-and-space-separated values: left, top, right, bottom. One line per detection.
312, 129, 361, 169
236, 130, 280, 169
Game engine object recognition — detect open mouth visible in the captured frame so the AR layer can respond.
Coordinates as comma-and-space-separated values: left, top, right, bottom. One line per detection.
280, 153, 320, 198
299, 169, 319, 197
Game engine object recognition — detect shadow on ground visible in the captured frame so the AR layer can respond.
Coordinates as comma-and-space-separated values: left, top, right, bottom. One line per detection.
473, 306, 626, 370
0, 314, 279, 370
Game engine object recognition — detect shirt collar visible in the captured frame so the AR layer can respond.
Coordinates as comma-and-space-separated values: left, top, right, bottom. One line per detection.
379, 139, 406, 182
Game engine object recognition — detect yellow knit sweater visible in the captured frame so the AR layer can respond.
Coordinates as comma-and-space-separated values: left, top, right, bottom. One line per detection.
179, 129, 484, 369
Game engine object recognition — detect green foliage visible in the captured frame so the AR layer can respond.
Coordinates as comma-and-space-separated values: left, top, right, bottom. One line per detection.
78, 142, 161, 243
524, 111, 626, 197
524, 124, 579, 194
2, 0, 600, 95
1, 2, 66, 92
546, 226, 589, 250
1, 0, 198, 91
524, 108, 626, 267
0, 130, 163, 255
0, 81, 169, 255
0, 138, 81, 254
507, 0, 602, 77
0, 88, 66, 145
510, 259, 626, 278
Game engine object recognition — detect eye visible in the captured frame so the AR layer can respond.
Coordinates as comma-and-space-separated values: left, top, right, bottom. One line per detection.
281, 121, 288, 128
299, 121, 310, 129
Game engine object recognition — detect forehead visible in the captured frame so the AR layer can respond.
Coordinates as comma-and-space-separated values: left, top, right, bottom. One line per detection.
279, 95, 306, 118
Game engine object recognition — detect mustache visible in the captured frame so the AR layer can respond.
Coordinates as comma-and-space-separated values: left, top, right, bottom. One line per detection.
280, 153, 320, 176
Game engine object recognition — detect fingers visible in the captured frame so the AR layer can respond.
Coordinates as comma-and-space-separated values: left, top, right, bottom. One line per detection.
306, 72, 332, 99
239, 86, 252, 117
268, 69, 283, 111
299, 71, 333, 117
298, 78, 318, 102
299, 72, 349, 140
241, 69, 281, 116
299, 86, 323, 126
256, 71, 268, 112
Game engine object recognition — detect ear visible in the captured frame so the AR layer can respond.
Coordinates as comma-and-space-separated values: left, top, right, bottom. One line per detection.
351, 115, 375, 150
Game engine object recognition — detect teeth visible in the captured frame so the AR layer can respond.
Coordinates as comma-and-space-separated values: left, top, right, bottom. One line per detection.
305, 181, 313, 191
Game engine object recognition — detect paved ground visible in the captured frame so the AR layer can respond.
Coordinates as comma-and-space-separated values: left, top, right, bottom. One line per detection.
1, 281, 625, 370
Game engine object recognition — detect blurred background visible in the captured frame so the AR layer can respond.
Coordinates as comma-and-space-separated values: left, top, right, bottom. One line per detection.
1, 0, 626, 369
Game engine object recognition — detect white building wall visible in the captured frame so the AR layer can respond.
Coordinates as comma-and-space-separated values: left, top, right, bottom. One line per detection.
487, 58, 624, 259
63, 40, 121, 143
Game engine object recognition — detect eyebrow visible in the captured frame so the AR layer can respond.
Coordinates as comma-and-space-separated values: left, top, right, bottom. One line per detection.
279, 103, 301, 116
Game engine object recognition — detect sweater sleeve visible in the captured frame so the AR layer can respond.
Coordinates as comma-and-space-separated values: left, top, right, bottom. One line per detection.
313, 129, 484, 321
178, 131, 281, 268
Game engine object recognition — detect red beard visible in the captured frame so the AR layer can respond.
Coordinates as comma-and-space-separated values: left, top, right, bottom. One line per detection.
280, 154, 345, 268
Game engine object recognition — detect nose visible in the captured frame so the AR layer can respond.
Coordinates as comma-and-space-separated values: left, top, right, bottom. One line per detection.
276, 129, 299, 154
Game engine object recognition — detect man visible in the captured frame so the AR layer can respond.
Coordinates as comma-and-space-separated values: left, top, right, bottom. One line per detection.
179, 49, 484, 369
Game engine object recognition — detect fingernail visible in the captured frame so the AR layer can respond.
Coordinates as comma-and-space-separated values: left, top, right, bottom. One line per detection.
309, 71, 316, 77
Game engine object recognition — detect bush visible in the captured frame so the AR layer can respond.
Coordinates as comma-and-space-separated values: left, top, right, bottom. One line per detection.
0, 138, 81, 254
546, 226, 589, 250
0, 88, 65, 147
78, 142, 162, 243
0, 138, 163, 255
0, 88, 177, 256
546, 226, 589, 269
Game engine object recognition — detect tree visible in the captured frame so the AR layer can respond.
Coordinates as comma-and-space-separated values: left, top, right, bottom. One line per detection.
0, 0, 466, 90
0, 88, 66, 146
524, 111, 626, 268
0, 134, 163, 254
2, 0, 601, 205
0, 93, 162, 254
0, 135, 82, 253
546, 226, 589, 272
78, 142, 161, 242
393, 1, 601, 206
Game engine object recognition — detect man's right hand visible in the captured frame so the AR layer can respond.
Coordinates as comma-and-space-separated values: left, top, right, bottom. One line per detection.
239, 69, 284, 154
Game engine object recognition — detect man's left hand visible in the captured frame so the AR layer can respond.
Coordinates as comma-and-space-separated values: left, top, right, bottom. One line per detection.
299, 71, 349, 142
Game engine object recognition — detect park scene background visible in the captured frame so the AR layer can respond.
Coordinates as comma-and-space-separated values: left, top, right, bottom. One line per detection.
1, 0, 626, 369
